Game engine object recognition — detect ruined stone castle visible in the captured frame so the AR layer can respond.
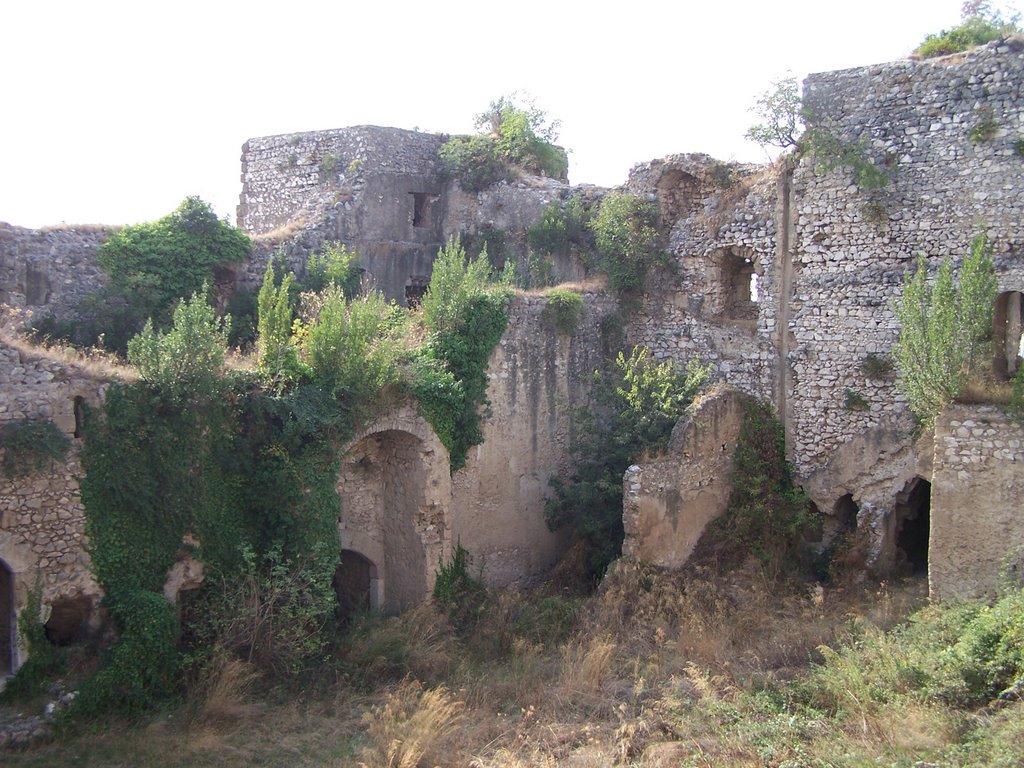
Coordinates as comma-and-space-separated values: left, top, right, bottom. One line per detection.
2, 40, 1023, 674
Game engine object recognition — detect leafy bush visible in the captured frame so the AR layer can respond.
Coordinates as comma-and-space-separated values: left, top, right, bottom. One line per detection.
0, 579, 64, 702
546, 347, 710, 580
542, 288, 583, 334
433, 543, 488, 635
438, 134, 508, 193
589, 193, 663, 295
302, 289, 407, 404
745, 76, 804, 150
127, 292, 229, 401
304, 242, 362, 298
527, 196, 591, 257
415, 237, 510, 471
915, 11, 1019, 58
804, 126, 892, 190
861, 352, 894, 378
74, 590, 181, 716
439, 96, 567, 191
894, 232, 997, 426
843, 388, 870, 411
97, 197, 249, 342
256, 263, 302, 386
0, 418, 70, 479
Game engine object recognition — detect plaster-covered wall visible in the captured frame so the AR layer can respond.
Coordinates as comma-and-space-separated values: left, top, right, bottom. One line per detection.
930, 405, 1024, 600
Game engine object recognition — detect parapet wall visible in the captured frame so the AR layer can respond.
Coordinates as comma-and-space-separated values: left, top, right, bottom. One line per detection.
0, 224, 111, 324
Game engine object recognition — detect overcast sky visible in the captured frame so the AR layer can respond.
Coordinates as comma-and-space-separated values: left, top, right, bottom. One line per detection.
2, 0, 1015, 228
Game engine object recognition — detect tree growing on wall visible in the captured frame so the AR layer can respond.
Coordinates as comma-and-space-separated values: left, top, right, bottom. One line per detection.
893, 232, 997, 426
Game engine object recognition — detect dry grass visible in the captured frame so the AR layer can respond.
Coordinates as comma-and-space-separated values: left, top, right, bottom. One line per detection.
254, 217, 309, 244
520, 277, 608, 297
191, 656, 262, 723
0, 304, 135, 381
358, 680, 464, 768
36, 223, 120, 234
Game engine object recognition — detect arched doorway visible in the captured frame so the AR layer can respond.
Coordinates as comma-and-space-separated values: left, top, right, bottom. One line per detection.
894, 478, 931, 574
337, 417, 450, 616
0, 560, 14, 676
334, 549, 377, 625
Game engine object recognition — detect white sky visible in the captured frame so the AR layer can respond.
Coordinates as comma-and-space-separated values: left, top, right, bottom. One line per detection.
2, 0, 1017, 228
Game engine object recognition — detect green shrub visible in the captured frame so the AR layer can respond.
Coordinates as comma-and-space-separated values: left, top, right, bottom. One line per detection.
74, 590, 181, 717
304, 242, 362, 298
546, 347, 710, 580
438, 134, 507, 193
894, 231, 997, 426
415, 237, 510, 471
843, 388, 870, 411
915, 13, 1019, 58
745, 76, 804, 150
590, 193, 663, 295
256, 263, 303, 386
302, 289, 407, 404
705, 399, 816, 576
96, 197, 249, 343
969, 109, 1000, 143
805, 126, 892, 190
320, 152, 342, 178
127, 292, 229, 401
0, 418, 70, 479
527, 196, 591, 258
861, 352, 894, 378
542, 288, 583, 334
433, 543, 488, 635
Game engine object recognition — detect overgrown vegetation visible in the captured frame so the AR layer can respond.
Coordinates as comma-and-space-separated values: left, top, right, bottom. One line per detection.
439, 96, 568, 192
697, 398, 817, 581
893, 231, 997, 426
546, 347, 710, 581
915, 2, 1021, 58
0, 418, 70, 479
0, 580, 64, 701
32, 197, 250, 354
588, 192, 663, 297
541, 287, 583, 334
414, 237, 511, 471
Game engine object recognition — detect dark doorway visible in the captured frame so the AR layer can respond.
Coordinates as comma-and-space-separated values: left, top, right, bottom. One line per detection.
405, 276, 429, 309
334, 550, 376, 625
411, 193, 433, 229
894, 478, 931, 574
1, 560, 14, 676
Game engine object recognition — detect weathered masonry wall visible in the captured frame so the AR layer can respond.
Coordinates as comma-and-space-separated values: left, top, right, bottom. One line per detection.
622, 387, 752, 568
0, 224, 110, 324
0, 341, 113, 671
930, 405, 1024, 600
451, 293, 616, 586
626, 155, 780, 406
789, 41, 1024, 474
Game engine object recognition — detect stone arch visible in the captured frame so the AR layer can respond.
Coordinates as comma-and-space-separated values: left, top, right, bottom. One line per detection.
993, 290, 1023, 380
0, 558, 13, 675
656, 168, 701, 226
336, 408, 451, 614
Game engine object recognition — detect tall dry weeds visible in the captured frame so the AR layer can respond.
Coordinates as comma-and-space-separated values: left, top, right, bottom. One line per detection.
358, 679, 464, 768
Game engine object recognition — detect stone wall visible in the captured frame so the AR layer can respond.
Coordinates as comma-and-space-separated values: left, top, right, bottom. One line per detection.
930, 405, 1024, 600
0, 224, 111, 324
622, 387, 752, 568
0, 340, 116, 671
451, 292, 616, 586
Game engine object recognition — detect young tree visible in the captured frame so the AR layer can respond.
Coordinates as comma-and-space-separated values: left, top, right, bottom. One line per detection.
893, 232, 997, 426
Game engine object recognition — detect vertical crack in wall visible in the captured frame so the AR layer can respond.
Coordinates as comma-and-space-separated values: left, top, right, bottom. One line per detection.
775, 164, 796, 451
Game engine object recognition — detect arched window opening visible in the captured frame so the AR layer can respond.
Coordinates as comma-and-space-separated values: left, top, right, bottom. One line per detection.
993, 290, 1023, 380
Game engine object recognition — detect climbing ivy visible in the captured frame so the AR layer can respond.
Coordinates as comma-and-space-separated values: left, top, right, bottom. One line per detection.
0, 418, 70, 479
